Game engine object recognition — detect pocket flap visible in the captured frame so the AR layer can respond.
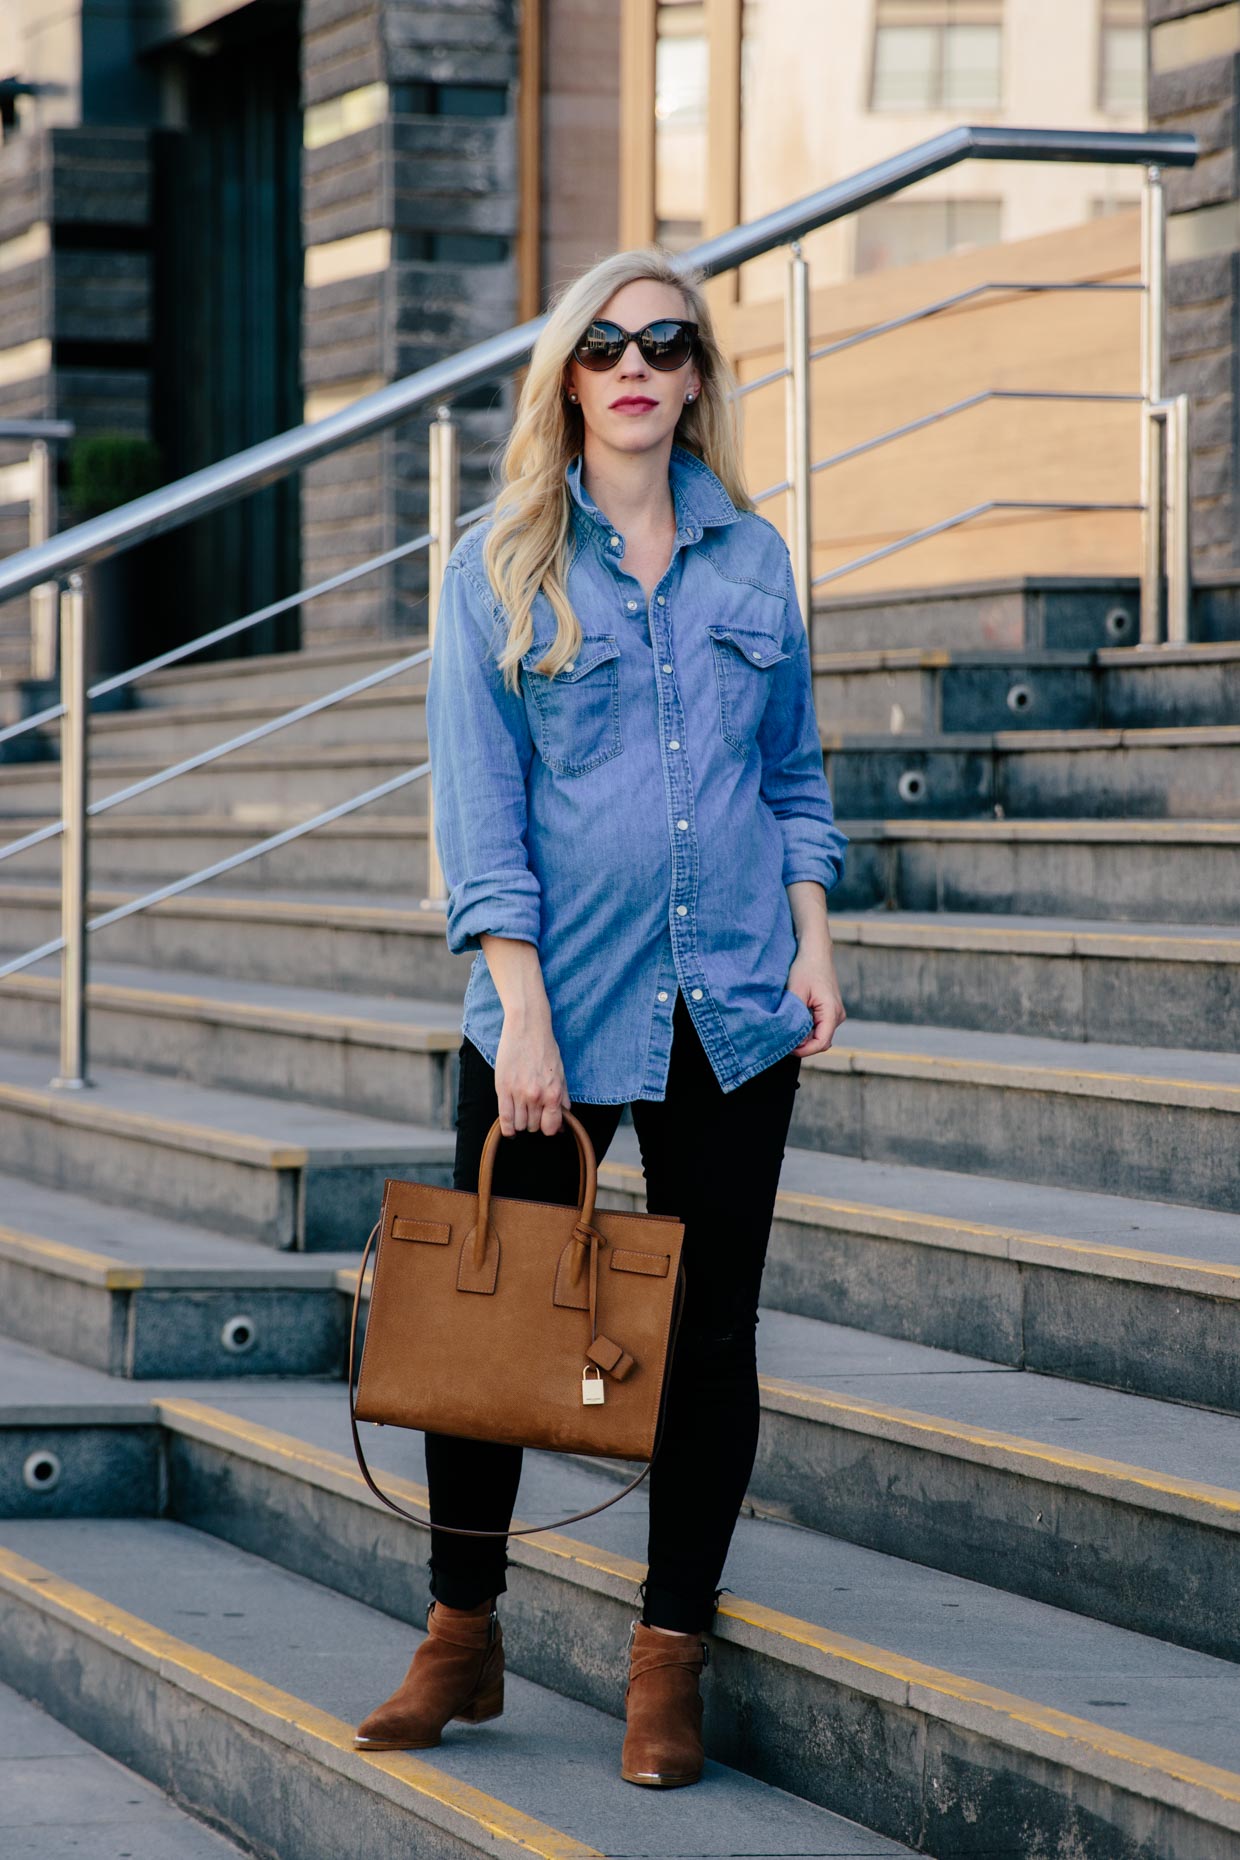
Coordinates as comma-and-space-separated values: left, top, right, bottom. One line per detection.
524, 633, 620, 682
706, 624, 789, 670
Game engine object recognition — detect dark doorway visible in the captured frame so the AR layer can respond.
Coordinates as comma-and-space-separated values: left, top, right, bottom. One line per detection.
149, 1, 302, 663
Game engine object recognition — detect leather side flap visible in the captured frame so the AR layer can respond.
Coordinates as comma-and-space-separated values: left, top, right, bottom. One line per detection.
609, 1248, 671, 1277
552, 1232, 589, 1310
457, 1223, 501, 1295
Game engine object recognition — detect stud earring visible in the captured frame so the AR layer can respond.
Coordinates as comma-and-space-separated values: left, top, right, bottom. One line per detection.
684, 393, 695, 403
569, 392, 579, 402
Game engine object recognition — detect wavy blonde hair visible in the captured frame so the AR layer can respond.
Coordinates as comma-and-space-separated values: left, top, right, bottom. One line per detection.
477, 246, 755, 693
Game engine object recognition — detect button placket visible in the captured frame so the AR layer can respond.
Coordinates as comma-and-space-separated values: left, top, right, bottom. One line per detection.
649, 575, 708, 1010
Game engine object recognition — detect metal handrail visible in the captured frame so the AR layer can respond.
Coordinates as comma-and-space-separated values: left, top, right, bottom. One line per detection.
0, 123, 1197, 1086
812, 498, 1145, 588
812, 389, 1144, 476
0, 125, 1194, 608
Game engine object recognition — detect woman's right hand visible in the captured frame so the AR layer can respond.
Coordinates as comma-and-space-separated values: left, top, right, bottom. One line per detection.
493, 1010, 572, 1137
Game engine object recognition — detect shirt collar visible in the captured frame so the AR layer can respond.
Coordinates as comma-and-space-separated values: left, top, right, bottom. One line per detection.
565, 441, 743, 551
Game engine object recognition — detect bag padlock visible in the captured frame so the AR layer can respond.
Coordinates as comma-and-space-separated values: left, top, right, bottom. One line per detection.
582, 1364, 606, 1406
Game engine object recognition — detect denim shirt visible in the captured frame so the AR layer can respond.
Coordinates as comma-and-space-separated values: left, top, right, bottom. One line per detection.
424, 440, 848, 1103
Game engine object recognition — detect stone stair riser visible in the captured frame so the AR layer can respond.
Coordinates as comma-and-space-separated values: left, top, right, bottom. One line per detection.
5, 829, 432, 894
0, 989, 457, 1126
750, 1404, 1240, 1663
817, 661, 1240, 736
791, 1070, 1240, 1213
810, 586, 1144, 655
0, 899, 467, 1001
0, 1257, 348, 1377
0, 1425, 159, 1518
0, 758, 430, 819
68, 692, 429, 762
594, 1184, 1240, 1416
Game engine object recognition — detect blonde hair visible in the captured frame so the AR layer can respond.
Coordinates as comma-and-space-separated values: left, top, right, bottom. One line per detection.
477, 246, 755, 693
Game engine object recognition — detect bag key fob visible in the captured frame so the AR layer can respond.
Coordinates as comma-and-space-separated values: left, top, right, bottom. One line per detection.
582, 1365, 605, 1405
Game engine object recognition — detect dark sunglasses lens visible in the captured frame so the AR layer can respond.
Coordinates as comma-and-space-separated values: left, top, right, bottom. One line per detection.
574, 321, 626, 370
641, 321, 694, 369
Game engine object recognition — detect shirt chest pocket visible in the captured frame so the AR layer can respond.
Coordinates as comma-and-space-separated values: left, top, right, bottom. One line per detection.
520, 633, 623, 776
706, 624, 790, 757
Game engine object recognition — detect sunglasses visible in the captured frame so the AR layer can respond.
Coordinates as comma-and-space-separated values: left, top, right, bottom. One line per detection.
571, 318, 700, 372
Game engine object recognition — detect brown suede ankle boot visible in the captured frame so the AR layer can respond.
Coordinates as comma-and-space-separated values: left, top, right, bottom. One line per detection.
620, 1619, 709, 1787
353, 1596, 503, 1751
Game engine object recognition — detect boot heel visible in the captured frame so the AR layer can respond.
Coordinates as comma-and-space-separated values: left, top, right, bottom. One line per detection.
455, 1671, 504, 1723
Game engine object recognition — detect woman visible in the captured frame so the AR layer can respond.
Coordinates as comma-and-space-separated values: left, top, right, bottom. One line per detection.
354, 246, 848, 1787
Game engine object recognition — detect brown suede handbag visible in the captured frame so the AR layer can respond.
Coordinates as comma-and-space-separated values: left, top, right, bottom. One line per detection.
348, 1109, 687, 1536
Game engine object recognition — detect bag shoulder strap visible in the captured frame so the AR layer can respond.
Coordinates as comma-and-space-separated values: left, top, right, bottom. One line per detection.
347, 1212, 687, 1538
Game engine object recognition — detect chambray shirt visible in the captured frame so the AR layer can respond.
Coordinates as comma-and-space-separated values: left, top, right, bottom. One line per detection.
425, 441, 848, 1103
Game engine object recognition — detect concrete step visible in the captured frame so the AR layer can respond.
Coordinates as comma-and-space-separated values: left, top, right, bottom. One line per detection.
811, 572, 1240, 653
2, 810, 435, 892
599, 1131, 1240, 1415
839, 817, 1240, 924
6, 724, 1239, 826
0, 1512, 922, 1860
135, 634, 430, 710
8, 1371, 1240, 1856
19, 675, 430, 765
0, 958, 460, 1123
813, 641, 1240, 735
0, 1042, 454, 1250
7, 884, 1238, 1053
0, 1675, 250, 1857
0, 1169, 355, 1377
790, 1017, 1240, 1214
824, 723, 1240, 818
0, 741, 431, 820
8, 812, 1239, 927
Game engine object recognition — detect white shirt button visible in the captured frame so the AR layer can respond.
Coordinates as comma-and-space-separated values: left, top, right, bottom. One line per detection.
657, 595, 666, 605
610, 534, 620, 546
676, 818, 688, 830
627, 599, 637, 610
662, 662, 673, 674
676, 904, 688, 916
565, 660, 575, 670
668, 739, 680, 749
751, 649, 762, 659
691, 988, 704, 1001
657, 990, 669, 1003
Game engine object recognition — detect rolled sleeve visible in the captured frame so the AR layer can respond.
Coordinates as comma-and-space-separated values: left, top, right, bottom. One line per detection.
425, 548, 543, 955
755, 549, 849, 895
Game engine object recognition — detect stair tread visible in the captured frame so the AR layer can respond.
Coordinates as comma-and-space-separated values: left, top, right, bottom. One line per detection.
753, 1308, 1240, 1491
0, 1042, 456, 1162
0, 1168, 356, 1285
0, 1675, 249, 1857
8, 1340, 1240, 1780
0, 1515, 919, 1858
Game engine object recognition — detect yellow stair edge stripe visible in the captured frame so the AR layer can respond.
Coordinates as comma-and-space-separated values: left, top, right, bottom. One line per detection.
0, 972, 461, 1046
756, 1376, 1240, 1523
0, 1224, 144, 1290
0, 880, 445, 934
0, 1546, 601, 1860
826, 920, 1240, 960
804, 1044, 1240, 1108
157, 1400, 1240, 1817
598, 1161, 1240, 1293
0, 1077, 309, 1168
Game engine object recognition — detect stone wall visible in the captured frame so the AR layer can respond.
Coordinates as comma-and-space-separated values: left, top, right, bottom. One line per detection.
1148, 0, 1240, 576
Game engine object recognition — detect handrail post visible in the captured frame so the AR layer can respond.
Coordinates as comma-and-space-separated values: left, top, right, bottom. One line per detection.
28, 439, 59, 682
1165, 391, 1191, 644
421, 405, 458, 911
785, 241, 813, 629
1140, 164, 1166, 644
50, 573, 92, 1090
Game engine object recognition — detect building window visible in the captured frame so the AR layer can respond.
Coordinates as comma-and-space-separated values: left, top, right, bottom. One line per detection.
655, 0, 708, 252
1099, 0, 1145, 115
854, 196, 1002, 273
870, 0, 1003, 113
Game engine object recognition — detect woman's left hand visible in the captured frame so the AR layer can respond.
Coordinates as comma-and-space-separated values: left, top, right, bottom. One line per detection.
785, 940, 847, 1057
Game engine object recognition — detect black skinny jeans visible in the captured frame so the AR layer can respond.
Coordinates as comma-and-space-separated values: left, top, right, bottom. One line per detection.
424, 987, 802, 1633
